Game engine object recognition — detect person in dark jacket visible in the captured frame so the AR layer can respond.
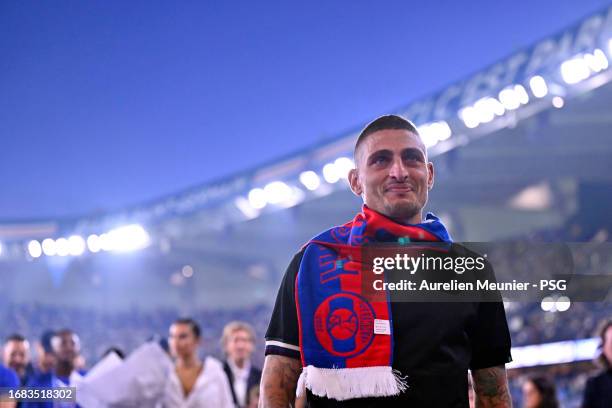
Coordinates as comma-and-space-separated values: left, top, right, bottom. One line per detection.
221, 321, 262, 408
582, 318, 612, 408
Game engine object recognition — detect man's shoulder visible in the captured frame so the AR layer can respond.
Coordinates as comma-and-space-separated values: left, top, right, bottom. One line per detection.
204, 356, 224, 370
292, 247, 307, 261
0, 364, 19, 387
300, 219, 354, 249
204, 357, 229, 382
283, 248, 306, 277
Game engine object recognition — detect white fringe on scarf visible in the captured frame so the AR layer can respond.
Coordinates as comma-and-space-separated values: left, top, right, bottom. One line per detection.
296, 365, 408, 401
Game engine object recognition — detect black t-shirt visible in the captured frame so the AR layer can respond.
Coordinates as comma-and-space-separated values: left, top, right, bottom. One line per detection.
265, 247, 513, 408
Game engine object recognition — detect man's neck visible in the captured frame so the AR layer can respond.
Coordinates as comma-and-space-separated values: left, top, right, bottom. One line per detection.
37, 364, 51, 374
368, 205, 423, 225
389, 213, 422, 226
231, 357, 248, 369
55, 361, 73, 378
176, 354, 201, 369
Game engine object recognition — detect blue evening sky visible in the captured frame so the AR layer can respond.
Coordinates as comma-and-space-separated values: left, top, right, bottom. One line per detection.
1, 0, 609, 220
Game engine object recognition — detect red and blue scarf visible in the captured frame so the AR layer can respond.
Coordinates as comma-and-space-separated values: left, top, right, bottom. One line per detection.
295, 205, 452, 400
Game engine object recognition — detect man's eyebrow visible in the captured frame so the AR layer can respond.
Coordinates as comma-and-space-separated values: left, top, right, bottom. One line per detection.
402, 147, 426, 159
367, 147, 426, 160
367, 149, 392, 160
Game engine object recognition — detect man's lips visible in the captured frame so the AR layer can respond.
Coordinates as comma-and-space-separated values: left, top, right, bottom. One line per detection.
384, 185, 415, 193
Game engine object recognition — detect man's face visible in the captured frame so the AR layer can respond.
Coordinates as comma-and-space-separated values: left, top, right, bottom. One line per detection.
349, 129, 433, 223
225, 329, 254, 363
53, 333, 79, 364
603, 326, 612, 364
36, 344, 56, 373
169, 323, 199, 360
3, 340, 30, 376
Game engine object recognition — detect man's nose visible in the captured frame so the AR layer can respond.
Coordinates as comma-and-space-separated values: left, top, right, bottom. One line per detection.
388, 158, 409, 181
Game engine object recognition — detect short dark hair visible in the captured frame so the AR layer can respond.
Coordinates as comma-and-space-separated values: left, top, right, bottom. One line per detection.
55, 328, 75, 337
39, 330, 56, 353
354, 115, 419, 161
5, 333, 26, 343
53, 328, 80, 351
173, 318, 201, 338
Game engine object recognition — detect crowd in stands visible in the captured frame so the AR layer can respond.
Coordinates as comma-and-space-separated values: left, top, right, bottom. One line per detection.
1, 297, 608, 369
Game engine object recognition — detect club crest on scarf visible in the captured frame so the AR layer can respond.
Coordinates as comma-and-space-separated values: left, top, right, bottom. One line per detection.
314, 293, 375, 357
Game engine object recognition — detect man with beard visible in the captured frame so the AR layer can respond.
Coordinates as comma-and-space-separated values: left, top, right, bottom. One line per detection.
3, 334, 32, 387
260, 115, 512, 407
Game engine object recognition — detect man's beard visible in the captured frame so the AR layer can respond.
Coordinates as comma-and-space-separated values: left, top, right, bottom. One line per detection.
384, 200, 421, 224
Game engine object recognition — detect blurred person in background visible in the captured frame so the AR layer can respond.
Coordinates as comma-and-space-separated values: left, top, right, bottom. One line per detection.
2, 334, 32, 386
0, 361, 19, 408
24, 331, 56, 389
582, 318, 612, 408
522, 376, 559, 408
221, 321, 261, 408
52, 329, 86, 386
23, 330, 84, 408
164, 317, 233, 407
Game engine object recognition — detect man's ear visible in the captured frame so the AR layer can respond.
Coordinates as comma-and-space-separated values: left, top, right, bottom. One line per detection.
348, 168, 362, 196
427, 162, 435, 190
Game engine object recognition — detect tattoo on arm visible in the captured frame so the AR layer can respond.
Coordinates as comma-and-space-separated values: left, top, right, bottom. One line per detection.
260, 355, 302, 408
472, 365, 512, 408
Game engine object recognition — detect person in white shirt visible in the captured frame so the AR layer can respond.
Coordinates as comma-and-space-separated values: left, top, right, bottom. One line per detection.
164, 318, 234, 408
221, 321, 262, 408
